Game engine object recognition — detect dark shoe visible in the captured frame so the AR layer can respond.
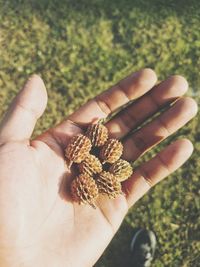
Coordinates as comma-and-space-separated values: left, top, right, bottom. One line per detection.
130, 229, 157, 267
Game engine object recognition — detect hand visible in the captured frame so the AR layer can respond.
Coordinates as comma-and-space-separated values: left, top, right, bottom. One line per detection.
0, 69, 197, 267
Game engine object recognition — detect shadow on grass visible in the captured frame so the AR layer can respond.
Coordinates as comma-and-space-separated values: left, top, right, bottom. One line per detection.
2, 0, 200, 19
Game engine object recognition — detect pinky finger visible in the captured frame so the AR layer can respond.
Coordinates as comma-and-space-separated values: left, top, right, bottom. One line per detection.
124, 139, 194, 208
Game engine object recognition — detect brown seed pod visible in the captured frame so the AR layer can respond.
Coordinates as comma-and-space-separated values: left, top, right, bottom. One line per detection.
86, 123, 108, 147
71, 174, 99, 207
78, 154, 102, 176
96, 171, 122, 199
65, 134, 92, 165
100, 138, 123, 164
109, 159, 133, 182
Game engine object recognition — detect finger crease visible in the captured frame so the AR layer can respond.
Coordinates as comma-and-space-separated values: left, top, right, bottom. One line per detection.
120, 109, 138, 131
133, 135, 149, 154
157, 116, 171, 136
122, 182, 131, 196
97, 202, 116, 235
116, 82, 131, 102
149, 92, 160, 110
95, 98, 112, 115
156, 154, 171, 175
138, 168, 153, 187
114, 117, 130, 134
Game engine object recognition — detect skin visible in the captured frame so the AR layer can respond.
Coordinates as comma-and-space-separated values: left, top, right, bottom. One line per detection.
0, 69, 197, 267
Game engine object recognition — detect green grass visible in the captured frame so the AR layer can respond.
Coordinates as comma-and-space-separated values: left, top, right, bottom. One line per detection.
0, 0, 200, 266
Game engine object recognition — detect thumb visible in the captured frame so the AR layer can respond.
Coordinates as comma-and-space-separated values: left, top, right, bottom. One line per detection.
0, 74, 47, 144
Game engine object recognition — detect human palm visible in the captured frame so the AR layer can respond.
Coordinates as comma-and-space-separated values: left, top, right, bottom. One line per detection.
0, 70, 197, 267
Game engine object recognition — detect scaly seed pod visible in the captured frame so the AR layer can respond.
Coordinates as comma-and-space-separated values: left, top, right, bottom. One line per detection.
65, 134, 92, 166
96, 171, 122, 199
109, 159, 133, 182
78, 154, 102, 176
86, 123, 108, 147
100, 138, 123, 164
71, 174, 99, 207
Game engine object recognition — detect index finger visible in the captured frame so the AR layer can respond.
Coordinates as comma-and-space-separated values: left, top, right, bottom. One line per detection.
67, 68, 157, 125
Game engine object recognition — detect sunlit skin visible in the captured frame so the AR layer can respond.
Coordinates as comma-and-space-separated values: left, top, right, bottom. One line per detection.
0, 69, 197, 267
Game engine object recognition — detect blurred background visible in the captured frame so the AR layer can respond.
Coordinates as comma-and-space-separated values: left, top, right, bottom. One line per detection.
0, 0, 199, 266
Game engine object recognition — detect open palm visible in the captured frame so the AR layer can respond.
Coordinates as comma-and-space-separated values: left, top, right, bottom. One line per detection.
0, 70, 197, 267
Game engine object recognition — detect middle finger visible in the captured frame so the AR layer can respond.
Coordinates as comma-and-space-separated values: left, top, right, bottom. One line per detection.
105, 75, 188, 139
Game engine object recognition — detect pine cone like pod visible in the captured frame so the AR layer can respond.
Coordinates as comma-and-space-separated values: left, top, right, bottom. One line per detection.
78, 154, 102, 176
96, 171, 122, 199
86, 123, 108, 147
65, 134, 92, 164
109, 159, 133, 182
100, 139, 123, 163
71, 174, 99, 206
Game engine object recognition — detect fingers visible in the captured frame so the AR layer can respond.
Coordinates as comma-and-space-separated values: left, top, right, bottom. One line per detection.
67, 68, 157, 124
106, 75, 188, 138
123, 97, 198, 161
0, 75, 47, 144
124, 139, 194, 208
50, 69, 157, 147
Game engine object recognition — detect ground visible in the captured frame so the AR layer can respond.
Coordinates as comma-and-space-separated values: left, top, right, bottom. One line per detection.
0, 1, 199, 266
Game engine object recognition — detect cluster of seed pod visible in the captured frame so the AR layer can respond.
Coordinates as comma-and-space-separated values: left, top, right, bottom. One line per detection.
65, 123, 133, 207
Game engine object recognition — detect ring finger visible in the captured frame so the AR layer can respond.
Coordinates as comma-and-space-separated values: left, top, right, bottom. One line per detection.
122, 97, 197, 161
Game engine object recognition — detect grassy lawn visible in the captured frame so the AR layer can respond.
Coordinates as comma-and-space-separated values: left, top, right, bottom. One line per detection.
0, 0, 199, 266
